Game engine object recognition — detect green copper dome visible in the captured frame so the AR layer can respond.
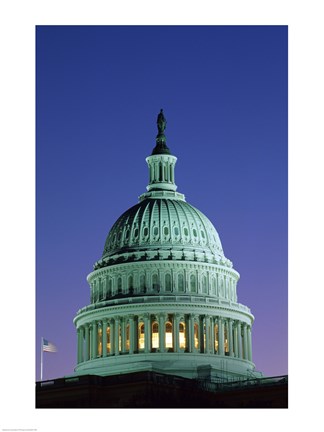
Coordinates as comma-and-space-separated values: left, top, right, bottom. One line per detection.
102, 198, 225, 262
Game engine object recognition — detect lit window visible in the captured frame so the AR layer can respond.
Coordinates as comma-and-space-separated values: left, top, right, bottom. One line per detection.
98, 327, 102, 357
194, 323, 199, 349
165, 322, 173, 348
179, 322, 186, 349
138, 323, 145, 349
152, 321, 159, 348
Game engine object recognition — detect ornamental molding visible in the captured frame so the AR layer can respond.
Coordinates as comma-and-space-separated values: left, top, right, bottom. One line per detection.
87, 260, 240, 283
74, 301, 253, 328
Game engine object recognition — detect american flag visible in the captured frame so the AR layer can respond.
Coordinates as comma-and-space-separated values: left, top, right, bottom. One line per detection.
42, 338, 57, 353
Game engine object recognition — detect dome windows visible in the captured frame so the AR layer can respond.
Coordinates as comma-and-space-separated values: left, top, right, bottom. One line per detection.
183, 227, 189, 237
163, 226, 169, 236
178, 273, 184, 292
190, 274, 197, 293
174, 226, 179, 236
165, 273, 172, 292
134, 227, 139, 239
153, 226, 159, 236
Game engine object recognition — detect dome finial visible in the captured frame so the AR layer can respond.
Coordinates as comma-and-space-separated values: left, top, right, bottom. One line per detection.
152, 109, 170, 155
157, 109, 167, 134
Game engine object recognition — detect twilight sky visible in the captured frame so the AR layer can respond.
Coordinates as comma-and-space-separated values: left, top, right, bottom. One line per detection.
36, 25, 287, 380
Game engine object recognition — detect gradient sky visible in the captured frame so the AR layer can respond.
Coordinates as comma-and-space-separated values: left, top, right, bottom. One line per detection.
36, 25, 288, 380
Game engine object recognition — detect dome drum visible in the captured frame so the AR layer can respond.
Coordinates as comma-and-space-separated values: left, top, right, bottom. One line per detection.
74, 303, 257, 380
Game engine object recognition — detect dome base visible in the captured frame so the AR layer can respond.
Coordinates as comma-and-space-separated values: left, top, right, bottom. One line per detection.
74, 353, 260, 382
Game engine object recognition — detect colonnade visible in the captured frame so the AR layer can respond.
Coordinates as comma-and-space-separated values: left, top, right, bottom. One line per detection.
76, 313, 252, 365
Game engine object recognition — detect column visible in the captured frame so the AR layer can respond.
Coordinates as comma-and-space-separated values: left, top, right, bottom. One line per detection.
243, 323, 248, 360
92, 321, 98, 359
85, 324, 90, 361
247, 325, 253, 361
77, 327, 82, 364
159, 313, 166, 352
237, 321, 242, 359
228, 319, 234, 357
121, 317, 127, 353
102, 319, 108, 357
129, 315, 135, 354
144, 314, 150, 353
205, 315, 210, 353
186, 314, 195, 352
110, 320, 115, 355
173, 314, 180, 353
210, 317, 215, 354
114, 317, 120, 355
218, 317, 225, 356
233, 322, 238, 357
199, 315, 205, 353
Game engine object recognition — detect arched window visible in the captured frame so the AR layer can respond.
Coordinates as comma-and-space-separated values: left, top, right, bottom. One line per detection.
152, 321, 159, 349
190, 274, 197, 293
179, 322, 186, 349
138, 322, 145, 350
178, 273, 184, 292
211, 277, 216, 295
165, 321, 173, 349
108, 278, 113, 297
128, 275, 133, 293
140, 274, 145, 293
202, 275, 207, 294
165, 273, 171, 292
220, 279, 224, 297
117, 277, 122, 294
152, 274, 159, 292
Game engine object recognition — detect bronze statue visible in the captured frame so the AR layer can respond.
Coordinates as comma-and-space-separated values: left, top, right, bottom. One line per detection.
157, 109, 166, 134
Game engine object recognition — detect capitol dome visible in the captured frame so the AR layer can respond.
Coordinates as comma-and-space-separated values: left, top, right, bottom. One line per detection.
100, 198, 228, 266
73, 110, 261, 382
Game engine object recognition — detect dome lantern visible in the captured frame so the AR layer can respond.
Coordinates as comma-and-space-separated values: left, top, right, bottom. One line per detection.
144, 110, 178, 195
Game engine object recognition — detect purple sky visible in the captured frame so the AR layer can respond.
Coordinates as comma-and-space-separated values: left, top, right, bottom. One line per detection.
36, 25, 287, 380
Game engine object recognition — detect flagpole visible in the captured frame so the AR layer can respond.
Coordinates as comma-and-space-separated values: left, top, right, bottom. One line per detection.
40, 336, 43, 381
